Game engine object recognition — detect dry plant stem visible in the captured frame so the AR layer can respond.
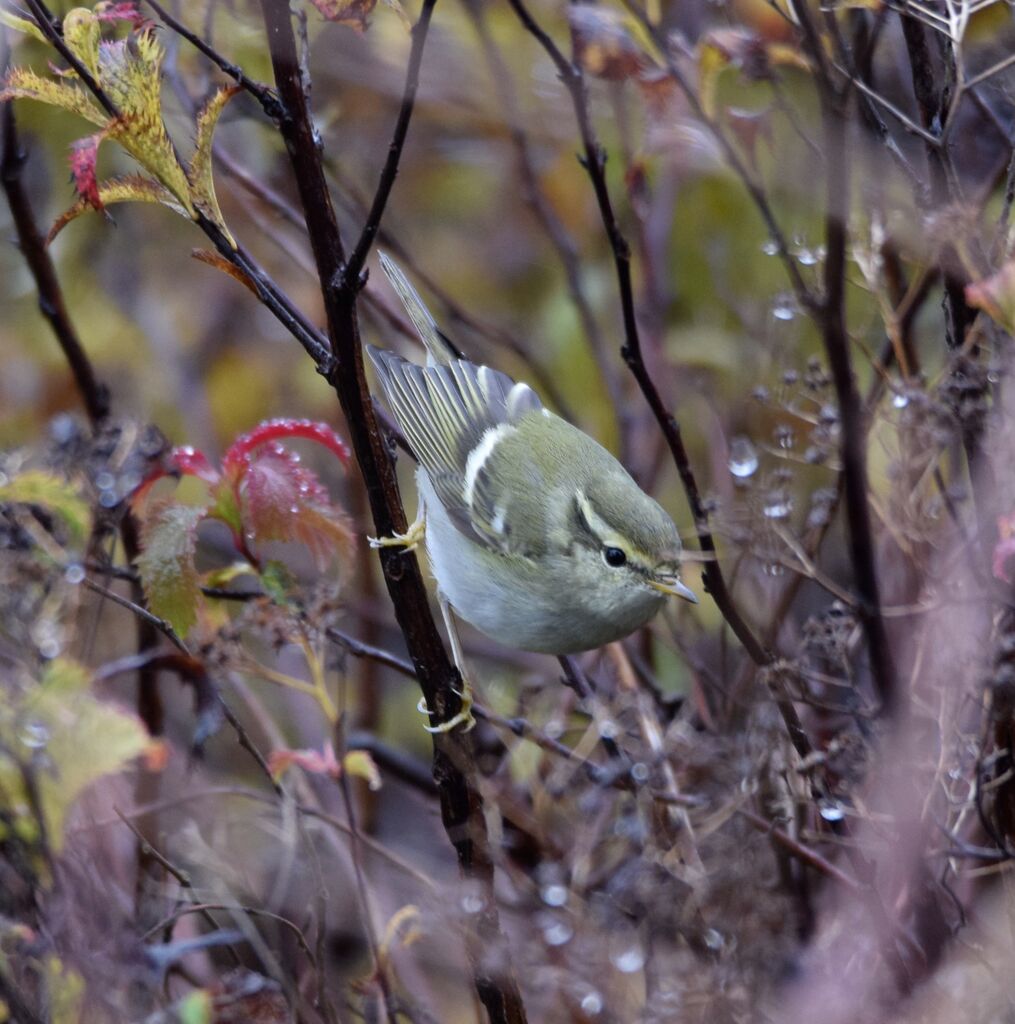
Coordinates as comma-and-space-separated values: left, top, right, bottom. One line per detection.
257, 5, 526, 1022
815, 96, 899, 716
506, 0, 769, 671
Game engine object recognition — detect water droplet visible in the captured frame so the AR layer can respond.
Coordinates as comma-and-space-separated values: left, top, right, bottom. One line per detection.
99, 490, 118, 508
543, 922, 573, 946
95, 471, 115, 490
763, 562, 786, 577
630, 762, 650, 783
763, 498, 792, 520
728, 437, 758, 479
775, 425, 795, 450
580, 992, 604, 1015
892, 392, 909, 409
751, 385, 770, 402
598, 720, 619, 740
761, 239, 779, 256
772, 294, 796, 321
541, 884, 568, 907
289, 505, 299, 514
20, 721, 49, 749
797, 248, 818, 266
50, 413, 78, 444
64, 563, 85, 584
461, 894, 484, 914
704, 927, 725, 950
819, 799, 845, 822
38, 637, 61, 659
544, 718, 564, 739
611, 947, 645, 973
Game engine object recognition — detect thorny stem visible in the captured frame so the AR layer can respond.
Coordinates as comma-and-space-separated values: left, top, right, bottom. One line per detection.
257, 4, 526, 1021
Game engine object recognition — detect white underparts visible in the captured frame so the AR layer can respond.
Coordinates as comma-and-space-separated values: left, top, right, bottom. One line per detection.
464, 424, 514, 508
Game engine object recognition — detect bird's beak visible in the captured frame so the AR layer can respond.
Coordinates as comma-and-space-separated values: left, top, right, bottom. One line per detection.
648, 576, 698, 604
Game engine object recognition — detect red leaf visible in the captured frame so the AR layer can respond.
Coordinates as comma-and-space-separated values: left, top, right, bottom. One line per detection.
308, 0, 377, 31
237, 446, 352, 564
93, 1, 150, 29
129, 445, 219, 507
222, 418, 351, 480
69, 132, 105, 211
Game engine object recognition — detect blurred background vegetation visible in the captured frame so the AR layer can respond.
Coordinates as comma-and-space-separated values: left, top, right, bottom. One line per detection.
4, 0, 1015, 1021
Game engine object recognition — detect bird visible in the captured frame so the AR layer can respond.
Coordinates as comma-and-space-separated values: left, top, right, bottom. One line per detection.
368, 254, 697, 731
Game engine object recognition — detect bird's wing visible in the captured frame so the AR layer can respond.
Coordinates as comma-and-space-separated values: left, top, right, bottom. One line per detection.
368, 346, 544, 554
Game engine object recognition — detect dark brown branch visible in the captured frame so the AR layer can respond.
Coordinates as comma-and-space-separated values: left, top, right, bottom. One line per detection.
0, 101, 110, 425
257, 5, 526, 1021
142, 0, 283, 120
506, 0, 770, 670
340, 0, 437, 289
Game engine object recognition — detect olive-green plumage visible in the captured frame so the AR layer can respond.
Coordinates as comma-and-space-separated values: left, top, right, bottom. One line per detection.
369, 254, 696, 654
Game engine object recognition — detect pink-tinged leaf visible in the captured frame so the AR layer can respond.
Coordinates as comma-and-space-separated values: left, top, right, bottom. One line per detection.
269, 742, 341, 781
136, 500, 207, 636
167, 446, 220, 485
47, 173, 189, 245
191, 249, 258, 295
966, 261, 1015, 334
237, 447, 353, 565
129, 445, 220, 508
93, 1, 150, 29
69, 132, 107, 211
222, 418, 352, 480
308, 0, 377, 31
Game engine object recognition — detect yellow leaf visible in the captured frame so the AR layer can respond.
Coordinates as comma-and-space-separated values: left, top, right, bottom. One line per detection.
0, 470, 90, 545
48, 173, 188, 243
0, 66, 108, 126
188, 85, 241, 244
97, 30, 194, 213
44, 956, 84, 1024
344, 749, 382, 790
0, 10, 49, 43
0, 659, 150, 853
62, 8, 102, 80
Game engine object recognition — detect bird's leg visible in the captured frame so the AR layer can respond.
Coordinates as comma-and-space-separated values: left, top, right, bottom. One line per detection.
368, 505, 426, 552
417, 596, 475, 733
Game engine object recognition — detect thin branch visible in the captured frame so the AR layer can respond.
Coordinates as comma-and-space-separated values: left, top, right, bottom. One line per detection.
143, 0, 283, 120
257, 6, 527, 1021
340, 0, 438, 289
506, 0, 771, 672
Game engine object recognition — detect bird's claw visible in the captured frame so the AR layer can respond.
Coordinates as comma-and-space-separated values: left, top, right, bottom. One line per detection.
417, 687, 475, 734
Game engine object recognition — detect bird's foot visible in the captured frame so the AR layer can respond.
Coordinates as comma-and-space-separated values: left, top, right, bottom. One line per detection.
417, 684, 475, 734
368, 514, 426, 553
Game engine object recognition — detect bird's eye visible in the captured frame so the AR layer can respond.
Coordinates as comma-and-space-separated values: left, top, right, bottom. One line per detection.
603, 546, 627, 568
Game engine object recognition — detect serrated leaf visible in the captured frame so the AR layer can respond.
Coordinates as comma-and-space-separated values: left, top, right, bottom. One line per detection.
48, 173, 188, 243
0, 659, 150, 852
136, 500, 208, 635
0, 10, 49, 42
97, 31, 194, 212
0, 470, 90, 545
238, 449, 353, 565
188, 85, 241, 244
69, 130, 108, 210
0, 66, 108, 125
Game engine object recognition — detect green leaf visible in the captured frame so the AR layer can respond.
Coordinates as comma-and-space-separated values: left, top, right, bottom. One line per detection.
177, 990, 213, 1024
259, 559, 295, 604
136, 500, 207, 635
0, 10, 49, 42
62, 8, 102, 79
0, 470, 90, 546
0, 659, 150, 853
44, 956, 85, 1024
